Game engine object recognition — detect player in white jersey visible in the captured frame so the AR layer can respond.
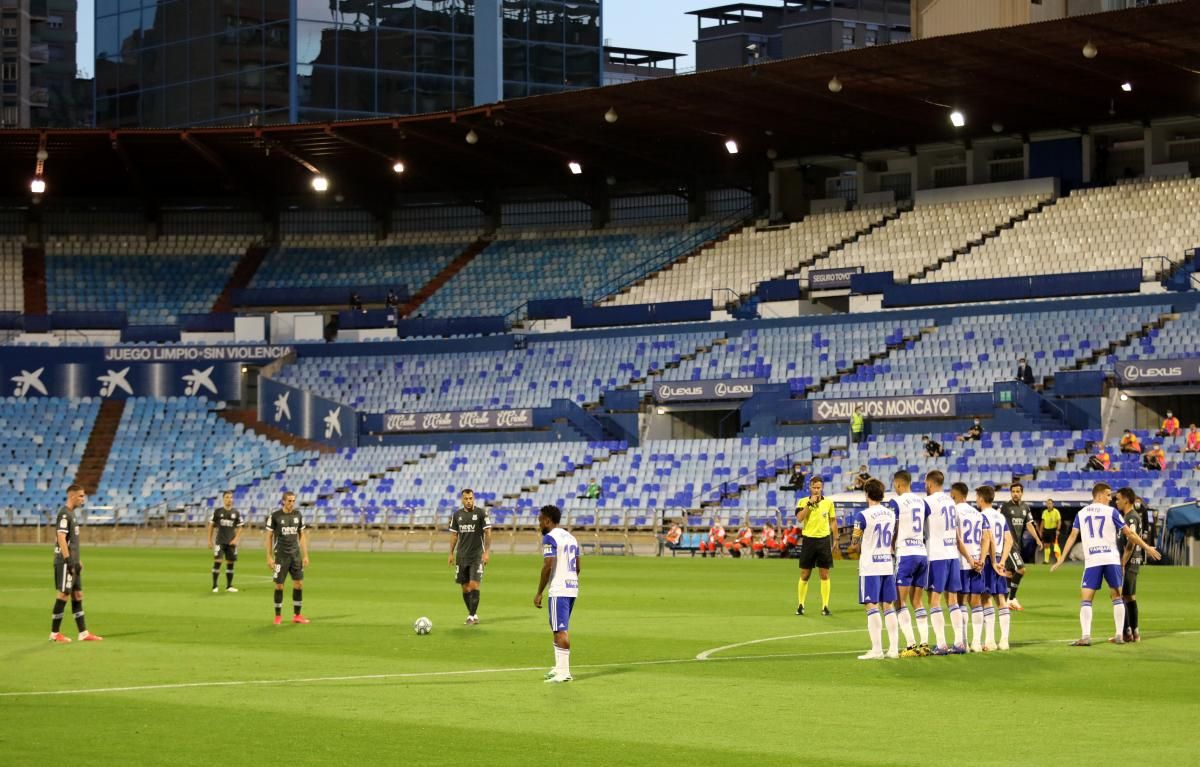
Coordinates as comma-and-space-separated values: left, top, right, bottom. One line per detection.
1052, 483, 1160, 646
850, 479, 901, 660
924, 472, 972, 655
952, 482, 993, 653
978, 486, 1014, 651
888, 470, 932, 657
535, 505, 581, 683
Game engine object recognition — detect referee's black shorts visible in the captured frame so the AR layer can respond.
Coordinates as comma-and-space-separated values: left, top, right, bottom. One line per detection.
798, 535, 833, 570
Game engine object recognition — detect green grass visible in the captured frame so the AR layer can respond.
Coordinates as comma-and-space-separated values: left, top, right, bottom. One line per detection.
1, 547, 1197, 766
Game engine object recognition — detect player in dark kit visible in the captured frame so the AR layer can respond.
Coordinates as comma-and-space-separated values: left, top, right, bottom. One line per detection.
49, 484, 103, 642
999, 482, 1036, 610
1115, 488, 1145, 642
266, 491, 310, 625
448, 488, 492, 625
207, 491, 244, 593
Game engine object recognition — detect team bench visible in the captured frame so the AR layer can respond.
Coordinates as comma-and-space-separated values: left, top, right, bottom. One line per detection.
579, 541, 630, 556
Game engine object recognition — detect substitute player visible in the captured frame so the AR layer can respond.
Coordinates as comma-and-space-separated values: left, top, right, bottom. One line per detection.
448, 488, 491, 625
924, 471, 970, 655
535, 504, 580, 683
49, 484, 103, 643
888, 471, 931, 656
1040, 498, 1062, 564
952, 482, 991, 653
849, 479, 900, 660
1115, 488, 1146, 642
266, 491, 309, 625
999, 482, 1035, 610
979, 486, 1014, 651
795, 476, 837, 616
207, 490, 244, 593
1051, 483, 1160, 646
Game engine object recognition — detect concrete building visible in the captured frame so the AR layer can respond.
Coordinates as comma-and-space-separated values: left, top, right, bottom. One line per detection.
689, 0, 910, 72
911, 0, 1180, 39
94, 0, 603, 129
1, 0, 82, 128
603, 46, 682, 85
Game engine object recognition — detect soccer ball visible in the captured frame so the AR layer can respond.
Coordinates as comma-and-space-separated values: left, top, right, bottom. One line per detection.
414, 616, 433, 635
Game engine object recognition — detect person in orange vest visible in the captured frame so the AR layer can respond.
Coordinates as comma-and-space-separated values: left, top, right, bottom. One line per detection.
765, 523, 786, 553
1087, 445, 1112, 472
753, 524, 777, 558
1119, 430, 1143, 454
728, 525, 753, 557
699, 520, 726, 557
1142, 444, 1166, 471
657, 520, 683, 557
782, 524, 801, 556
1157, 411, 1181, 438
1185, 424, 1200, 454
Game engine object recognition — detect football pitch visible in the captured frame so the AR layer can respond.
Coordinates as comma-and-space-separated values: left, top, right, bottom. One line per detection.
1, 547, 1197, 767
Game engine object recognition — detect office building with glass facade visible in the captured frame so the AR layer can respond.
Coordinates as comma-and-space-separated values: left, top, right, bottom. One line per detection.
95, 0, 602, 128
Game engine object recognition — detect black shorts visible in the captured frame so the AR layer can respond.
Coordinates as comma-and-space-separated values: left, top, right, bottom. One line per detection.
212, 543, 238, 561
54, 560, 82, 593
455, 562, 485, 585
272, 556, 303, 584
1042, 529, 1058, 545
1006, 551, 1025, 572
1122, 567, 1139, 598
798, 536, 833, 570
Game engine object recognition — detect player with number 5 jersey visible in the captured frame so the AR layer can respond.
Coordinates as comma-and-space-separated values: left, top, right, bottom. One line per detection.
535, 505, 581, 683
888, 471, 932, 656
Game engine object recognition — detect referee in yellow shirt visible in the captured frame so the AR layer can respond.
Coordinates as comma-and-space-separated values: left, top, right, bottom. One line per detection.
1040, 498, 1062, 564
795, 476, 838, 616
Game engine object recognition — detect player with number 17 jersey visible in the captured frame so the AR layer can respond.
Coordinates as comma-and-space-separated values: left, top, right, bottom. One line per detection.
1072, 502, 1128, 589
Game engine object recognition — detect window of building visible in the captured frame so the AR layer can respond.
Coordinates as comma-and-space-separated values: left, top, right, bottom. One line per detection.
1, 104, 16, 126
842, 22, 855, 50
48, 14, 63, 29
865, 27, 877, 46
1, 61, 15, 80
1, 19, 17, 37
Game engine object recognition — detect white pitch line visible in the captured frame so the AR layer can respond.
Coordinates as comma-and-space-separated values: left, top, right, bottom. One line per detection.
3, 630, 1196, 699
695, 629, 861, 660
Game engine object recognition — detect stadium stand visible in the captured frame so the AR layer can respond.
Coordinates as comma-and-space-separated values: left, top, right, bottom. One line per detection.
674, 320, 931, 392
925, 177, 1200, 283
89, 397, 307, 516
0, 238, 22, 313
44, 236, 251, 325
0, 398, 98, 522
1098, 304, 1200, 363
814, 303, 1169, 399
606, 208, 896, 306
419, 224, 722, 318
249, 232, 477, 303
805, 194, 1050, 283
276, 331, 722, 411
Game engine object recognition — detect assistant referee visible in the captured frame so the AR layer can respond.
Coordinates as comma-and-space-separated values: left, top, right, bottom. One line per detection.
795, 476, 838, 616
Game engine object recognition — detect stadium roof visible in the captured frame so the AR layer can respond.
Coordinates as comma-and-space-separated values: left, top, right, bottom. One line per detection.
2, 0, 1199, 206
